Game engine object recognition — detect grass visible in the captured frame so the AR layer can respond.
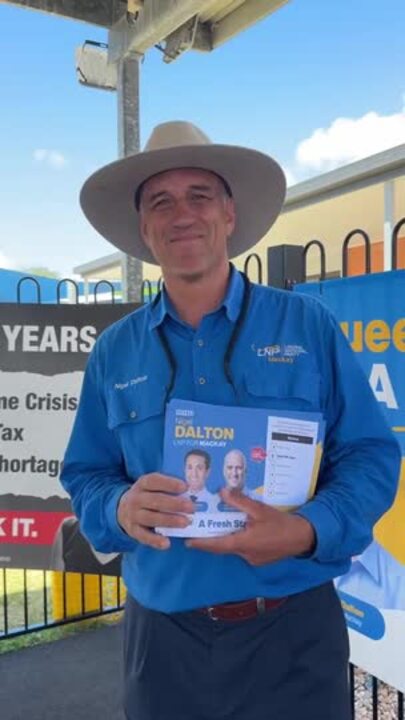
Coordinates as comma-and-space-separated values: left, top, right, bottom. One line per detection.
0, 569, 125, 654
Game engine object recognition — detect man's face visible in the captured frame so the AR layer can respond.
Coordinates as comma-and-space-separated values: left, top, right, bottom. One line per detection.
223, 451, 246, 490
139, 168, 235, 281
185, 454, 209, 493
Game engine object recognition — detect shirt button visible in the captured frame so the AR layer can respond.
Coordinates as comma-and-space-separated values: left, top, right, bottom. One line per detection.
129, 411, 137, 419
198, 377, 206, 385
197, 339, 204, 347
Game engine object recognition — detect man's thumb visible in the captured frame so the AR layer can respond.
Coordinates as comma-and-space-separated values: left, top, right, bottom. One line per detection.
220, 488, 261, 516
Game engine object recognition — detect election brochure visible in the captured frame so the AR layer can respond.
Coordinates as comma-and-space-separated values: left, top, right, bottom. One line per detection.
156, 399, 325, 538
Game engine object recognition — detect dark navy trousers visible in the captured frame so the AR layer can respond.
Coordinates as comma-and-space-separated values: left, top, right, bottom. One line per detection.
123, 582, 351, 720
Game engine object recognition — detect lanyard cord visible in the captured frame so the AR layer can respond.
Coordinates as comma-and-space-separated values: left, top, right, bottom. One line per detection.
155, 323, 177, 403
152, 272, 252, 404
223, 272, 251, 396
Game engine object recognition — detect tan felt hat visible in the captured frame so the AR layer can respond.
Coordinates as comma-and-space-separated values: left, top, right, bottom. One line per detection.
80, 121, 286, 265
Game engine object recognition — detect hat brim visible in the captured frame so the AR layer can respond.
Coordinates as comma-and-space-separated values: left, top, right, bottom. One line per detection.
80, 145, 286, 265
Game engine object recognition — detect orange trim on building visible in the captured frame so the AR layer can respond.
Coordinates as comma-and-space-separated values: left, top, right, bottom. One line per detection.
347, 236, 405, 275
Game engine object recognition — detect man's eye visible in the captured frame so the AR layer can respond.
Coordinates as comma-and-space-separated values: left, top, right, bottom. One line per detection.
190, 193, 211, 202
152, 198, 171, 209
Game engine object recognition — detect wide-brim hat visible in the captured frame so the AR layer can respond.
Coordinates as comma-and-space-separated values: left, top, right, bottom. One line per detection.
80, 121, 286, 265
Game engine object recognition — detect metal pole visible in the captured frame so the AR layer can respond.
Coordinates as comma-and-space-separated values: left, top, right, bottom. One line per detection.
117, 52, 143, 303
383, 179, 394, 272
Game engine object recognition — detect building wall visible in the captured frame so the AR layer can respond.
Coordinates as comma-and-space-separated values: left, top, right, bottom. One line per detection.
235, 177, 405, 281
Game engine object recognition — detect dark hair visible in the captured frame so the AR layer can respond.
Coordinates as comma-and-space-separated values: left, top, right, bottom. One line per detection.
134, 170, 233, 211
184, 449, 211, 470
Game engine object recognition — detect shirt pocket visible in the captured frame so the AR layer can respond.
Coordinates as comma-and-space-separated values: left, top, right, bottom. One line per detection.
106, 383, 166, 475
243, 366, 321, 412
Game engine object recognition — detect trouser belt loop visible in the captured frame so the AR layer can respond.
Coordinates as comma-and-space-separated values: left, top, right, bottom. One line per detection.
256, 597, 266, 615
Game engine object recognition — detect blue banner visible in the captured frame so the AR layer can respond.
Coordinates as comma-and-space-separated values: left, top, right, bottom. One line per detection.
295, 270, 405, 454
295, 270, 405, 595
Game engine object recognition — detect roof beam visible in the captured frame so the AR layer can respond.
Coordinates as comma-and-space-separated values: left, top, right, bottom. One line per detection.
108, 0, 215, 61
212, 0, 289, 47
2, 1, 124, 28
162, 16, 212, 63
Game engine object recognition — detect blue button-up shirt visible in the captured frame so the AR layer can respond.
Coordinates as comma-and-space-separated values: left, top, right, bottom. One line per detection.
60, 267, 401, 612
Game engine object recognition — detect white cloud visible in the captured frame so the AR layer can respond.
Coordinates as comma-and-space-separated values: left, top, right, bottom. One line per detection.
33, 149, 68, 169
295, 105, 405, 174
0, 250, 16, 270
282, 166, 297, 187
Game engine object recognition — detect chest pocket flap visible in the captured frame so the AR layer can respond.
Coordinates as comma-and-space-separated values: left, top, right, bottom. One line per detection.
245, 366, 321, 408
107, 382, 166, 430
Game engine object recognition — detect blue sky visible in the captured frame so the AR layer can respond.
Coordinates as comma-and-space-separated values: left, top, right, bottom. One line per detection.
0, 0, 404, 275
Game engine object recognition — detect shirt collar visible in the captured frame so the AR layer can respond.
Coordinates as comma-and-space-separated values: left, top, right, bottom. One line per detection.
148, 264, 245, 330
223, 264, 244, 323
353, 542, 381, 584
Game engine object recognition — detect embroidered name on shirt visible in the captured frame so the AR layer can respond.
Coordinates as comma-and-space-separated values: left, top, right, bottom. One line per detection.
114, 375, 148, 391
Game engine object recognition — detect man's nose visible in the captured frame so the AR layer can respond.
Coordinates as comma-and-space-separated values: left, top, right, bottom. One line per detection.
171, 198, 197, 225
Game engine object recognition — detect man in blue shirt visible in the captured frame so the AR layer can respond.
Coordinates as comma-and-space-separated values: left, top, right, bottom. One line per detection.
61, 121, 400, 720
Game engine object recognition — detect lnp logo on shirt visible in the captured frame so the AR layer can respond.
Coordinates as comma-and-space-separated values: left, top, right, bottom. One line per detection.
251, 343, 307, 364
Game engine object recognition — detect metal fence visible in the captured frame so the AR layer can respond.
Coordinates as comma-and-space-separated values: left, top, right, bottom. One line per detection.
0, 568, 124, 638
241, 216, 405, 285
1, 219, 405, 719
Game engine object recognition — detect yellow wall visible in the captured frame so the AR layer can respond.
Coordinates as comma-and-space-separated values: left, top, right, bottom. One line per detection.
142, 261, 163, 283
82, 266, 122, 282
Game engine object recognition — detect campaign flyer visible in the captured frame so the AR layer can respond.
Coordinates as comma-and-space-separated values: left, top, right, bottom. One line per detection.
156, 399, 325, 538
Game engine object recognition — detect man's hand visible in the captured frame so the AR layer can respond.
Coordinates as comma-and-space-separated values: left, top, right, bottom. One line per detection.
186, 489, 315, 565
117, 473, 194, 550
